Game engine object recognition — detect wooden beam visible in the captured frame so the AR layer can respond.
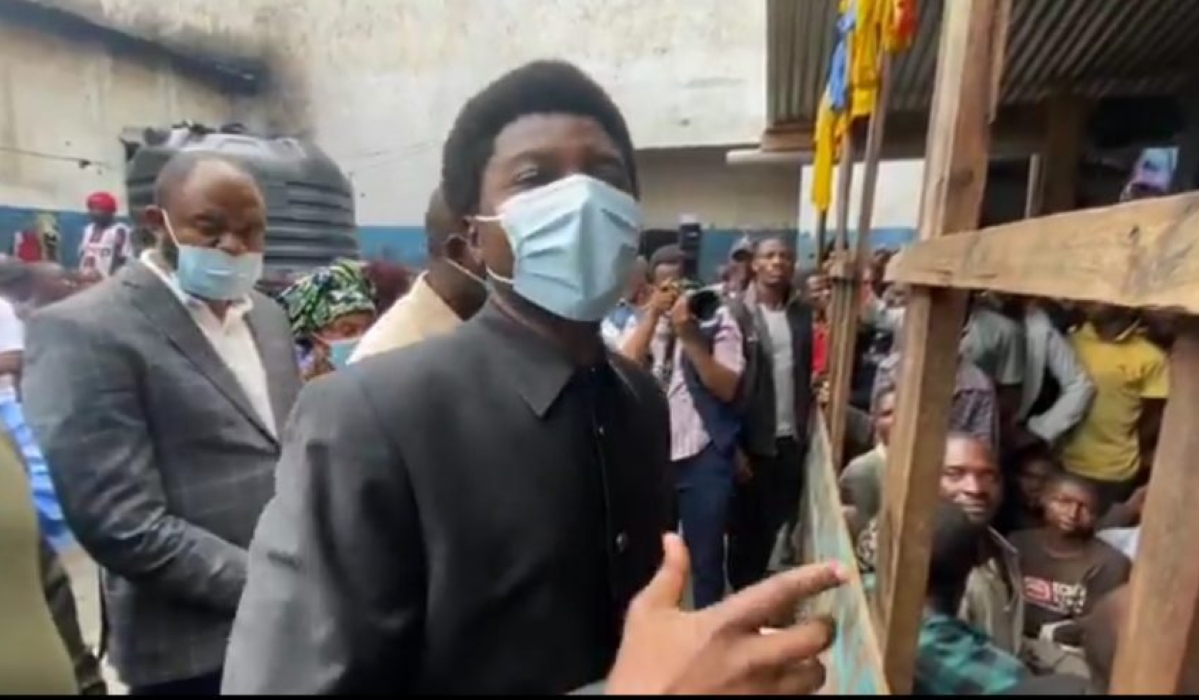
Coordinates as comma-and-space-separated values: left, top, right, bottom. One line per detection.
886, 192, 1199, 315
828, 54, 895, 471
825, 134, 857, 463
1040, 94, 1090, 214
875, 0, 1005, 694
759, 106, 1042, 158
1111, 321, 1199, 694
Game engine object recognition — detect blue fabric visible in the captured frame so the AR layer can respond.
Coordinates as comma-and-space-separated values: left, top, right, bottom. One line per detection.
675, 443, 735, 609
680, 318, 742, 458
605, 303, 637, 334
0, 397, 74, 551
826, 6, 857, 113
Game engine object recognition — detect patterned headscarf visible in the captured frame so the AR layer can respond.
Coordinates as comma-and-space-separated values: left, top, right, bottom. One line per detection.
278, 259, 377, 339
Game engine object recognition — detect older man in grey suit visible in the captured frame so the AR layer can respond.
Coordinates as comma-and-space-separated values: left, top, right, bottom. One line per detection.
22, 152, 300, 695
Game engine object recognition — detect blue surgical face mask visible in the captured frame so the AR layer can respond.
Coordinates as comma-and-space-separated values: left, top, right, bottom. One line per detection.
325, 337, 360, 370
163, 212, 263, 301
479, 174, 642, 322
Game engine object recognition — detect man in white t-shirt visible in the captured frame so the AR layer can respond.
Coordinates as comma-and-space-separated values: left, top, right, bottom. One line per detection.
78, 191, 133, 279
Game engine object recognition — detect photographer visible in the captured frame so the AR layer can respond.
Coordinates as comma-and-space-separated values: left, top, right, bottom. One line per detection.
617, 245, 743, 609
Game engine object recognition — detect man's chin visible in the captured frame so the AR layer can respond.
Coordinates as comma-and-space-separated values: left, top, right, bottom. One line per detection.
958, 504, 991, 524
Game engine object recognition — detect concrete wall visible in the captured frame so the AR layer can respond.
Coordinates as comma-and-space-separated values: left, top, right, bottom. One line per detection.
0, 12, 236, 263
638, 148, 799, 230
273, 0, 768, 227
19, 0, 775, 274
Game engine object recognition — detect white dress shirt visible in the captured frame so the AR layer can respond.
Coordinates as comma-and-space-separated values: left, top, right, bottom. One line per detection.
141, 251, 276, 435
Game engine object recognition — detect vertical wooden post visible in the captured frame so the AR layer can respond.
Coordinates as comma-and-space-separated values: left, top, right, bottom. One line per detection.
823, 135, 856, 459
1040, 94, 1088, 214
875, 0, 1006, 693
814, 211, 829, 266
1111, 321, 1199, 694
1024, 154, 1044, 218
827, 54, 894, 470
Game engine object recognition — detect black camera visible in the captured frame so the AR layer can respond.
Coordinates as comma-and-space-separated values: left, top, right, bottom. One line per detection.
672, 280, 722, 322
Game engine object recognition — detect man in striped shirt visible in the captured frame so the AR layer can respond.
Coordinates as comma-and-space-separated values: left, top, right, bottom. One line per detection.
616, 245, 744, 609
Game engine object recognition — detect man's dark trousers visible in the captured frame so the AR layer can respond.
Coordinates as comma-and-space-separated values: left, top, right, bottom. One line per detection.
728, 436, 805, 591
674, 443, 735, 609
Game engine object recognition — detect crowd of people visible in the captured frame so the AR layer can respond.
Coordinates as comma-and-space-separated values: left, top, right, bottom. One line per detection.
0, 57, 1177, 696
819, 164, 1174, 693
0, 60, 850, 696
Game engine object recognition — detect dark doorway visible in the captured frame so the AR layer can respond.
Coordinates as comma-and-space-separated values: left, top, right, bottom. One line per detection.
640, 228, 678, 259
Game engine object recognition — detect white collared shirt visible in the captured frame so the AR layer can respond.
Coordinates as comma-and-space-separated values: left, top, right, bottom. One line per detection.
140, 251, 276, 435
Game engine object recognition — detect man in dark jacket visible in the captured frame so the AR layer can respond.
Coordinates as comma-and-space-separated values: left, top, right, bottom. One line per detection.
728, 236, 814, 591
224, 60, 841, 696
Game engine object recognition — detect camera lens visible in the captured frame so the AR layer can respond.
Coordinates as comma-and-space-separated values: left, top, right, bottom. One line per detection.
688, 289, 722, 321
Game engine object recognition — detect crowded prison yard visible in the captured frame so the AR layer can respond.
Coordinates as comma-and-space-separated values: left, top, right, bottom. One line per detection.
1, 0, 1197, 695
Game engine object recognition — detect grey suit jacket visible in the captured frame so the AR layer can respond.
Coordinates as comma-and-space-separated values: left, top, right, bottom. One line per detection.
21, 262, 300, 688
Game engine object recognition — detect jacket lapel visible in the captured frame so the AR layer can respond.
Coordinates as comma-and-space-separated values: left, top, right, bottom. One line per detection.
122, 262, 278, 444
244, 301, 298, 438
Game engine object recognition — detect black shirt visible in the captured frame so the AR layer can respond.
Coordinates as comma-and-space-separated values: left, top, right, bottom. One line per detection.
1008, 529, 1131, 637
223, 301, 673, 695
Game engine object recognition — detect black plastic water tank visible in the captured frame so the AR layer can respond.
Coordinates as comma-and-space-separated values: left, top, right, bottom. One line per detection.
124, 123, 358, 285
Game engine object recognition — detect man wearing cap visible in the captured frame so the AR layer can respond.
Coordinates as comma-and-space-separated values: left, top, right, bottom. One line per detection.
78, 192, 132, 279
720, 237, 754, 301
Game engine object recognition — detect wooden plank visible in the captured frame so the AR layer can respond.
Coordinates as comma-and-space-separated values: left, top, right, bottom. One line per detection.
797, 415, 889, 695
758, 106, 1043, 158
1111, 321, 1199, 694
815, 210, 830, 265
874, 0, 1005, 694
828, 54, 894, 471
826, 132, 858, 467
886, 192, 1199, 315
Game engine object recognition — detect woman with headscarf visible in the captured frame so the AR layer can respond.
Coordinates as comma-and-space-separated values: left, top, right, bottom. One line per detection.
278, 260, 378, 381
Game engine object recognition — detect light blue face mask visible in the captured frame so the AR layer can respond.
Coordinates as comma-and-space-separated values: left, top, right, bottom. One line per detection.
163, 212, 263, 301
325, 337, 360, 370
479, 173, 642, 322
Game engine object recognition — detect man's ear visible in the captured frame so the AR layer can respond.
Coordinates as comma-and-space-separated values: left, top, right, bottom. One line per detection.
444, 234, 468, 263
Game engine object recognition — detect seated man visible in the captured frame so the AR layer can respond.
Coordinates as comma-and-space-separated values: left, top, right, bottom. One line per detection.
857, 433, 1024, 654
1009, 471, 1131, 640
1000, 445, 1057, 532
839, 385, 895, 535
916, 500, 1029, 695
1009, 471, 1130, 677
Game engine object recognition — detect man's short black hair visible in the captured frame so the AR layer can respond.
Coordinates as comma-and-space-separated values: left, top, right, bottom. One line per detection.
649, 244, 685, 273
440, 60, 638, 218
1042, 468, 1101, 503
154, 151, 253, 209
750, 234, 795, 255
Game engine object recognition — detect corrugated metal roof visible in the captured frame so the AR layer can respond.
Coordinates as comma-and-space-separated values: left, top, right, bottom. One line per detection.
768, 0, 1199, 127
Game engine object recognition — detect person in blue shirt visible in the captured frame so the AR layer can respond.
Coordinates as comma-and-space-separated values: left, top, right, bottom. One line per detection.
600, 255, 648, 348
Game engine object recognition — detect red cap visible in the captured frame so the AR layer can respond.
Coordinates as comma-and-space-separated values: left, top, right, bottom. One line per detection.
86, 192, 117, 214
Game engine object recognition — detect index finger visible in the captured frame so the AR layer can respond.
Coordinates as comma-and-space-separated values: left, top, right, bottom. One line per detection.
711, 562, 847, 632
